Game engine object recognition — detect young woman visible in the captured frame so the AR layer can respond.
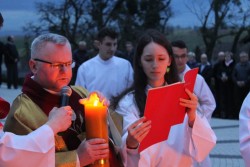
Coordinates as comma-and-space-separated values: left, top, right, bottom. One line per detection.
112, 29, 216, 167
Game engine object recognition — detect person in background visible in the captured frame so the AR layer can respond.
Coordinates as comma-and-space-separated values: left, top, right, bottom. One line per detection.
232, 51, 250, 118
171, 40, 216, 121
75, 27, 133, 100
0, 13, 2, 28
72, 40, 89, 83
116, 41, 134, 67
198, 53, 213, 89
3, 33, 113, 167
187, 51, 199, 69
239, 91, 250, 167
115, 49, 126, 59
216, 51, 235, 118
86, 39, 99, 58
0, 12, 4, 87
4, 35, 19, 89
0, 97, 72, 167
212, 51, 225, 118
171, 40, 216, 167
112, 29, 216, 167
124, 41, 135, 67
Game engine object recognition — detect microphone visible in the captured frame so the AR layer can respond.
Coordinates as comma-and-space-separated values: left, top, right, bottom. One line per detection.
60, 86, 72, 107
60, 86, 76, 121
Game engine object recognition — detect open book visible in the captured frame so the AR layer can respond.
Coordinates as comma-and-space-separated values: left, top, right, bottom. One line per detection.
138, 68, 198, 152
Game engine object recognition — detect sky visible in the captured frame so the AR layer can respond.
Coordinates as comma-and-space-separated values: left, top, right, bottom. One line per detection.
0, 0, 40, 35
0, 0, 200, 36
169, 0, 201, 27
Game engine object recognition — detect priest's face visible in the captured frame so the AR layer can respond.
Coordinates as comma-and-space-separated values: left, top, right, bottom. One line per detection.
30, 42, 73, 92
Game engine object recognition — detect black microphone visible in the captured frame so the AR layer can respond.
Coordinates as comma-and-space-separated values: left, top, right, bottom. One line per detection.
60, 86, 72, 107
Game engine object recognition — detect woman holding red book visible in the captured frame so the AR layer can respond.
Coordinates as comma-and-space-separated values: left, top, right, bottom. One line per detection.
112, 29, 216, 167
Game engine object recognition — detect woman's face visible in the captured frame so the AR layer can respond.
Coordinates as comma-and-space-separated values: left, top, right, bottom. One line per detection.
141, 42, 171, 87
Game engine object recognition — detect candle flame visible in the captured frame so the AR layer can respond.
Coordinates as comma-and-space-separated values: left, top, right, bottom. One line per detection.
79, 93, 104, 106
100, 159, 105, 164
94, 99, 99, 106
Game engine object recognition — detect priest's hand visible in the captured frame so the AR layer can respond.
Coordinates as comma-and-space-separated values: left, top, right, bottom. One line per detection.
77, 138, 109, 166
126, 117, 151, 149
46, 106, 72, 134
179, 89, 198, 128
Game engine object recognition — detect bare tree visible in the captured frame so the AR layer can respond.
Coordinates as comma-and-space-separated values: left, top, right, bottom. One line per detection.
185, 0, 242, 60
116, 0, 173, 46
23, 0, 127, 47
228, 0, 250, 54
23, 0, 173, 50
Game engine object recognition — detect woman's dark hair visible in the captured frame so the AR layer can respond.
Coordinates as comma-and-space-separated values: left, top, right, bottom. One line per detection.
111, 29, 180, 117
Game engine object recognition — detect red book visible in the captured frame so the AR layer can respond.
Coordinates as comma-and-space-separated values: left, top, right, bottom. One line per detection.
139, 68, 198, 152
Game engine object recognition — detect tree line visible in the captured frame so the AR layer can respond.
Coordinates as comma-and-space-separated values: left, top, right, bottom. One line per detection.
23, 0, 250, 61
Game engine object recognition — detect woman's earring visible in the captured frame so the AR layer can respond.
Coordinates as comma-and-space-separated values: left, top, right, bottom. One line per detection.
166, 67, 170, 73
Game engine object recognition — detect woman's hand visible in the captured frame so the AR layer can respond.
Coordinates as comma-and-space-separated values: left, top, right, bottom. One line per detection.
179, 89, 198, 128
126, 117, 151, 149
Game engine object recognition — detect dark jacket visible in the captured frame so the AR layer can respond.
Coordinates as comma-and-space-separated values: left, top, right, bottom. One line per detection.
4, 42, 19, 64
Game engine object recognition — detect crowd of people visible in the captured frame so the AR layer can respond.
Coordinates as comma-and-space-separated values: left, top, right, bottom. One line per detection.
67, 30, 249, 121
185, 50, 250, 119
1, 11, 250, 167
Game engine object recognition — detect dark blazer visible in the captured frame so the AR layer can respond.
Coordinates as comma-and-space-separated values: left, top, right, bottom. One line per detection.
199, 63, 213, 85
4, 42, 19, 64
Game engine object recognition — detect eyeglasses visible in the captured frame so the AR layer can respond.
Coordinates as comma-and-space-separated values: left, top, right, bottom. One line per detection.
173, 54, 187, 59
33, 58, 75, 69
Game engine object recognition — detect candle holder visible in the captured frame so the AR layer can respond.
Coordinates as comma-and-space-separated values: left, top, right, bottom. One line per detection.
79, 93, 109, 167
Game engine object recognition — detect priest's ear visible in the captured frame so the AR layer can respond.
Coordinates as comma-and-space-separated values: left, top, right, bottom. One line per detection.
29, 59, 38, 74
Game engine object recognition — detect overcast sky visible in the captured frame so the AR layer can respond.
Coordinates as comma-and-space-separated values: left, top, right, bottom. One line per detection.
0, 0, 199, 35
